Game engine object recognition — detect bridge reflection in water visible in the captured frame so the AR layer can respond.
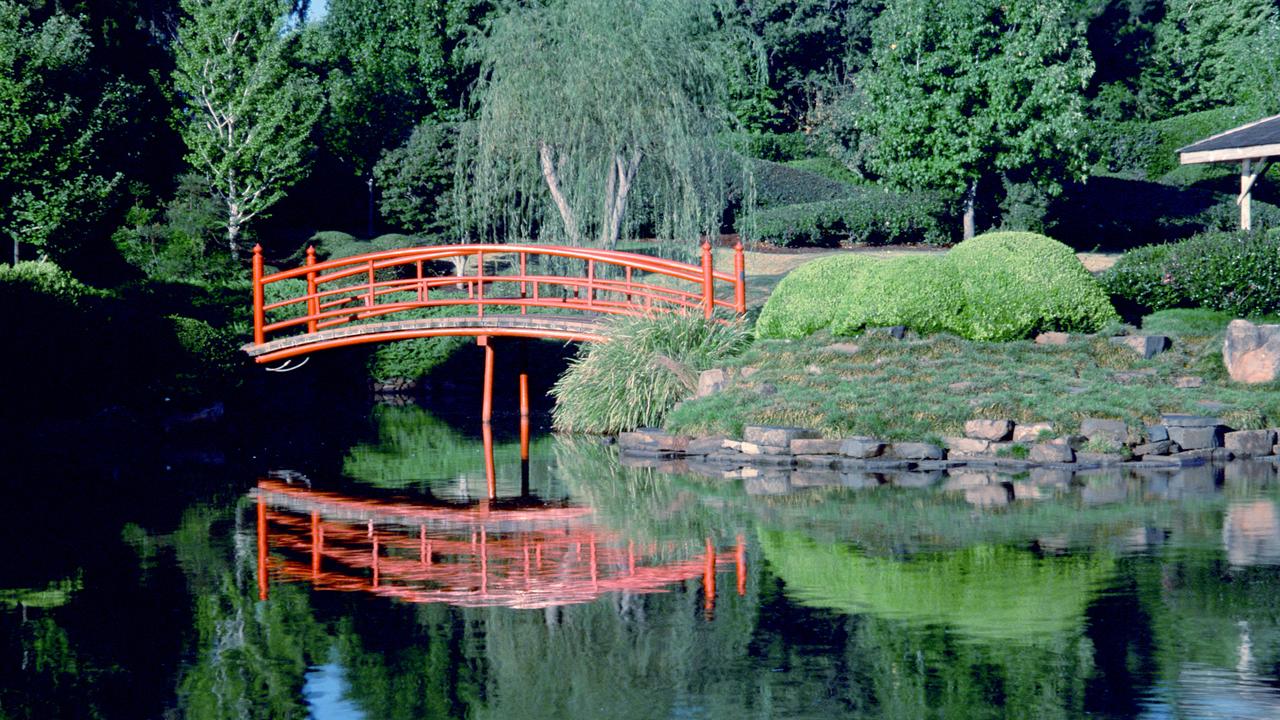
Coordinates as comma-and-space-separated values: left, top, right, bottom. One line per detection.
252, 422, 746, 612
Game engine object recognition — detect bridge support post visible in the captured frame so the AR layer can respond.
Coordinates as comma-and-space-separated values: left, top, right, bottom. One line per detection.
478, 336, 494, 423
257, 496, 269, 601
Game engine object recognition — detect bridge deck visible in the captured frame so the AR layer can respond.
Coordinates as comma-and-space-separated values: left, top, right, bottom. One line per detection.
243, 314, 607, 363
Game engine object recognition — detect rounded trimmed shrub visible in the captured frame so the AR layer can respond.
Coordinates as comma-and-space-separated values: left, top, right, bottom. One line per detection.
756, 255, 880, 338
829, 255, 965, 336
948, 232, 1119, 341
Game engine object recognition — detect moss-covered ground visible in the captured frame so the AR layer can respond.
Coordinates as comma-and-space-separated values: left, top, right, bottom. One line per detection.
663, 308, 1280, 441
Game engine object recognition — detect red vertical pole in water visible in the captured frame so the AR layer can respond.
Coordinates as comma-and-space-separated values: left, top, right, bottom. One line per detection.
701, 241, 714, 319
735, 534, 746, 597
480, 527, 489, 597
483, 421, 496, 500
252, 245, 265, 345
372, 533, 380, 588
703, 537, 716, 617
478, 336, 494, 423
256, 497, 269, 601
311, 511, 321, 579
733, 241, 746, 315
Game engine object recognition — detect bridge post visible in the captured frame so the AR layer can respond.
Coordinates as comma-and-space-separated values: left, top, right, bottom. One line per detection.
305, 246, 318, 333
478, 335, 494, 423
701, 240, 714, 320
734, 241, 746, 315
252, 245, 265, 345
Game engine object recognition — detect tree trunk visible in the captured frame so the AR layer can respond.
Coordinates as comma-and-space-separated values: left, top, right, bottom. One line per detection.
601, 150, 641, 249
962, 181, 977, 241
228, 211, 241, 261
539, 141, 580, 244
12, 235, 17, 265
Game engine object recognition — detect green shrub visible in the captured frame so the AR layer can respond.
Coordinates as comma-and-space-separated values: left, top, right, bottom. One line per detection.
784, 157, 862, 185
743, 190, 954, 247
756, 255, 879, 338
0, 261, 105, 303
306, 231, 423, 262
829, 256, 965, 336
1095, 106, 1257, 179
168, 314, 242, 381
551, 313, 752, 433
724, 131, 809, 162
747, 158, 860, 208
369, 336, 469, 382
262, 277, 309, 324
1103, 230, 1280, 317
1098, 243, 1182, 313
949, 232, 1119, 341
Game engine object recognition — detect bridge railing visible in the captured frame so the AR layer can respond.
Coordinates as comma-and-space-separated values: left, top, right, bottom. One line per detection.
250, 241, 746, 345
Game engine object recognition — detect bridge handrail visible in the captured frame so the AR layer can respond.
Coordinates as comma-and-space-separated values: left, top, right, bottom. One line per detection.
250, 241, 746, 346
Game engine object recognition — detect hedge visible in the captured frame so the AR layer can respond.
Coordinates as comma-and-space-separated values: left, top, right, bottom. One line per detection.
741, 190, 954, 247
758, 232, 1118, 341
828, 255, 965, 336
755, 254, 880, 337
948, 232, 1119, 341
1102, 229, 1280, 318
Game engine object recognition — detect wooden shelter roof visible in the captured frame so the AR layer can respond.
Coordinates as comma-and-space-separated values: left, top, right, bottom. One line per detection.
1179, 113, 1280, 164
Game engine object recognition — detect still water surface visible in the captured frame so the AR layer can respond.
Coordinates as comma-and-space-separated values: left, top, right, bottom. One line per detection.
4, 402, 1280, 719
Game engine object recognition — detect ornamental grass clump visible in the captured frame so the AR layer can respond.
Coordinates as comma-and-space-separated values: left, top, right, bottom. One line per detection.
551, 313, 751, 434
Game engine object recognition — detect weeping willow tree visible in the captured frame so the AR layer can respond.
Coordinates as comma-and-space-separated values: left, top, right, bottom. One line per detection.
455, 0, 749, 253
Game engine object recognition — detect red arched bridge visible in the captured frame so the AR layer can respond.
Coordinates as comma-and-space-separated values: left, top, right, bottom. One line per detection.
243, 241, 747, 365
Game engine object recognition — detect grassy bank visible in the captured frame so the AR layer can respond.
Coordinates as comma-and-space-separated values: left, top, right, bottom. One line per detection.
663, 309, 1280, 441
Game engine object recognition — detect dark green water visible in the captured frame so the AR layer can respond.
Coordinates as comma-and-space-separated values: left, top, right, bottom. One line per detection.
4, 402, 1280, 719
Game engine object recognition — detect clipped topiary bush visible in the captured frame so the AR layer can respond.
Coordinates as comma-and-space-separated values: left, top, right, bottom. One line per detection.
741, 190, 954, 247
755, 255, 879, 338
0, 261, 105, 304
551, 313, 751, 433
758, 231, 1116, 341
1103, 229, 1280, 318
949, 232, 1119, 341
829, 255, 965, 336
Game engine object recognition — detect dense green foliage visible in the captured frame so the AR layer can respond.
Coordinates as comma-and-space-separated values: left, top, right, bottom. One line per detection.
551, 313, 751, 433
173, 0, 323, 256
742, 190, 953, 247
949, 232, 1120, 340
0, 261, 106, 303
856, 0, 1093, 236
0, 2, 118, 264
1103, 229, 1280, 317
457, 0, 742, 249
759, 232, 1116, 341
755, 254, 878, 338
828, 255, 965, 335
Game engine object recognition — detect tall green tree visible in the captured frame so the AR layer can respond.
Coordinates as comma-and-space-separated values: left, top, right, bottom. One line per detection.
1141, 0, 1280, 118
0, 2, 119, 264
857, 0, 1094, 238
309, 0, 451, 178
173, 0, 323, 259
456, 0, 744, 250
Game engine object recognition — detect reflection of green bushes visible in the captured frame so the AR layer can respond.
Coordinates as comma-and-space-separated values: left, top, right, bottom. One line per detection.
343, 405, 556, 495
761, 531, 1114, 642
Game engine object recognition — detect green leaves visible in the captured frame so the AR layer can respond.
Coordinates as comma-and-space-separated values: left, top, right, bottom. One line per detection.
173, 0, 323, 256
856, 0, 1092, 222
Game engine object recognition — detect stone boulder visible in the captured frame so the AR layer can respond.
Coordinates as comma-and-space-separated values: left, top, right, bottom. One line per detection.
1080, 418, 1129, 445
1013, 422, 1055, 443
695, 369, 729, 398
964, 419, 1013, 441
1224, 430, 1278, 458
1110, 335, 1171, 359
1224, 319, 1280, 384
744, 425, 817, 447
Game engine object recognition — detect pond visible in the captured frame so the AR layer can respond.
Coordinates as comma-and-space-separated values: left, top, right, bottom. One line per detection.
3, 401, 1280, 719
